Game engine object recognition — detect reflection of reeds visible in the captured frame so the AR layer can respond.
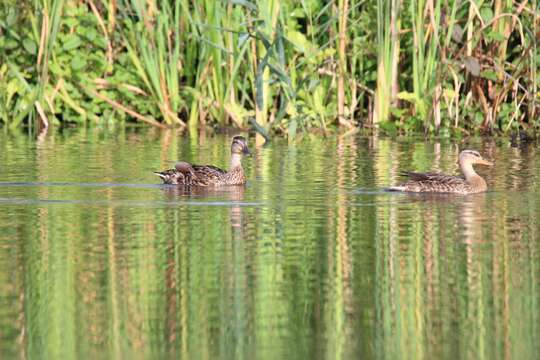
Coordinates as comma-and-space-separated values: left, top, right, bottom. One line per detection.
323, 135, 356, 358
5, 131, 540, 358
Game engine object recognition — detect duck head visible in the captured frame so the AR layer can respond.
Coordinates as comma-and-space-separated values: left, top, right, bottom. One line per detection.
459, 150, 493, 167
231, 136, 251, 156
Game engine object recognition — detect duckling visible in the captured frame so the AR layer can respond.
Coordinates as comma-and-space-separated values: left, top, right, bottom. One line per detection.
389, 150, 493, 194
155, 136, 250, 186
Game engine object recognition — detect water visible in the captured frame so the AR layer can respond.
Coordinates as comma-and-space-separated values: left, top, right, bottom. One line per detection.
0, 128, 539, 359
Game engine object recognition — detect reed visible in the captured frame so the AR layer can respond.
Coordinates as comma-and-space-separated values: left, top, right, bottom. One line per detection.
122, 0, 184, 127
373, 0, 400, 125
253, 0, 281, 143
0, 0, 66, 130
0, 0, 538, 136
408, 0, 442, 130
336, 0, 353, 128
34, 0, 65, 128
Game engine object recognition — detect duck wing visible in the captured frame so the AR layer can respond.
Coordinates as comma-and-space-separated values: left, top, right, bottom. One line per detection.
402, 171, 463, 183
192, 165, 226, 176
392, 172, 467, 193
155, 162, 228, 186
188, 164, 227, 186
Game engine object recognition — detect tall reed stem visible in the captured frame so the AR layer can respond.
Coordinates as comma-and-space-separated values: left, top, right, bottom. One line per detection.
337, 0, 352, 128
35, 0, 65, 130
373, 0, 400, 125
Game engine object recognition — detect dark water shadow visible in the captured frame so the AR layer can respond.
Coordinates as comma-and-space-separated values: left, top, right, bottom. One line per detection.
0, 182, 260, 207
0, 181, 164, 189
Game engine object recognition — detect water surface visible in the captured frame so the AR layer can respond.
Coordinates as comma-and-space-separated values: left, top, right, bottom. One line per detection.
0, 128, 539, 359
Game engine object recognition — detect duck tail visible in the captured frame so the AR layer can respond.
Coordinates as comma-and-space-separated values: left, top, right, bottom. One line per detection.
154, 171, 170, 183
387, 186, 406, 192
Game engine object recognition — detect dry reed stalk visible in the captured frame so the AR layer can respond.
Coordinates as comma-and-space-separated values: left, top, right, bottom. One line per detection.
337, 0, 353, 128
88, 89, 168, 129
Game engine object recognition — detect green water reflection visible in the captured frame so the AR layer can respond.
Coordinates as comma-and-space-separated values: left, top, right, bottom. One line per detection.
0, 128, 538, 359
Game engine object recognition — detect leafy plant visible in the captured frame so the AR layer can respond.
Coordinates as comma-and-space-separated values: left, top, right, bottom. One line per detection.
0, 0, 537, 137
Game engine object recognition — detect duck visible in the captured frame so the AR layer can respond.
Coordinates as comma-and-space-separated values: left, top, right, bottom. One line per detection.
389, 150, 493, 194
154, 136, 250, 186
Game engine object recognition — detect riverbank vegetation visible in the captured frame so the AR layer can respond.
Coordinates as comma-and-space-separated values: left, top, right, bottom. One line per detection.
0, 1, 538, 138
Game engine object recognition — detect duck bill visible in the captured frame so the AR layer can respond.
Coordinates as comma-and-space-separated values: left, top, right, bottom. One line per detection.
243, 146, 251, 156
478, 158, 494, 166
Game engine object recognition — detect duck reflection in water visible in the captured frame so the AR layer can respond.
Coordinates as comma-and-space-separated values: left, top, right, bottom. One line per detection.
160, 185, 246, 230
395, 191, 490, 245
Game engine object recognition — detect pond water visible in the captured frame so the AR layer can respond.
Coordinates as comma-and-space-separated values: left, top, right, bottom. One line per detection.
0, 127, 539, 359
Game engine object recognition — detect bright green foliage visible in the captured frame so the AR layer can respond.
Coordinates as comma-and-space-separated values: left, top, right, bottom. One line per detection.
123, 0, 183, 126
0, 0, 538, 136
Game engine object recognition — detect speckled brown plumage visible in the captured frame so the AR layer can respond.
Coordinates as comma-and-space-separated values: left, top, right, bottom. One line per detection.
154, 136, 250, 186
389, 150, 493, 194
393, 172, 479, 194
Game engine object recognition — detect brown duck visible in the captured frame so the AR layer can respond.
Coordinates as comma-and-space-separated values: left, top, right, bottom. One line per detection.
155, 136, 250, 186
389, 150, 493, 194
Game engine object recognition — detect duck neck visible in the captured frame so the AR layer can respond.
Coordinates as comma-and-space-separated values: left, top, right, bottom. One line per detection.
459, 161, 478, 182
460, 160, 478, 181
230, 153, 243, 170
460, 160, 486, 189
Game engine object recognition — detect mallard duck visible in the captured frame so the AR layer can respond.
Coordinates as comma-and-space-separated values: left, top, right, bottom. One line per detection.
389, 150, 493, 194
155, 136, 250, 186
